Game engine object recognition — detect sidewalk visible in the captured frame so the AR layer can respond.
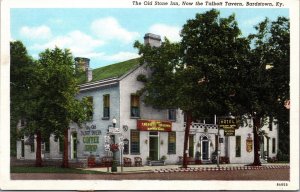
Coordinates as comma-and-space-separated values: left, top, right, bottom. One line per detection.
82, 163, 290, 174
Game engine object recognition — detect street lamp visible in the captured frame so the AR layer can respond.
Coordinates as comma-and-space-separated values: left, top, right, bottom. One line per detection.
112, 117, 117, 127
111, 118, 118, 172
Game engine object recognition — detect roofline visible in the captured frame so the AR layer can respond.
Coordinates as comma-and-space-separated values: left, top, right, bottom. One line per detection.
119, 63, 144, 80
78, 62, 145, 92
79, 77, 119, 92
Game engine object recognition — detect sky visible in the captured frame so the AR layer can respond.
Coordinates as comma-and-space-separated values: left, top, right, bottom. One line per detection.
11, 8, 289, 69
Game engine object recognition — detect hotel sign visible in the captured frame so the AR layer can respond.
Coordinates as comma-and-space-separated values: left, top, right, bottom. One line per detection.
218, 118, 237, 136
137, 120, 172, 132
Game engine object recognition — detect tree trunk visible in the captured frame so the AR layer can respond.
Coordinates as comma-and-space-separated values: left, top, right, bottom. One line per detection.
182, 111, 192, 168
252, 116, 262, 166
35, 131, 43, 167
61, 127, 69, 168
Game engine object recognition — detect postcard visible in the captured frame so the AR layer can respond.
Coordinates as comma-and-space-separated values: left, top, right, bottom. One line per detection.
0, 0, 299, 190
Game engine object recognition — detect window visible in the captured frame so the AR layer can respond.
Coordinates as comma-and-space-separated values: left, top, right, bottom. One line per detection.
130, 94, 140, 118
272, 138, 276, 153
59, 137, 64, 153
130, 130, 140, 154
85, 96, 93, 121
44, 138, 50, 153
123, 139, 129, 155
103, 94, 110, 119
30, 143, 35, 153
236, 136, 241, 157
28, 135, 35, 152
269, 116, 273, 131
168, 132, 176, 154
168, 109, 176, 121
20, 119, 25, 127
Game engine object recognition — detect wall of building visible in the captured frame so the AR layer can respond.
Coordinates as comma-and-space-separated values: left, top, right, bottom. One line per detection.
119, 65, 185, 165
67, 84, 121, 160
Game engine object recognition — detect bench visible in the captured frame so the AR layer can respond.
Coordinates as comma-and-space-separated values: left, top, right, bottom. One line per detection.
177, 156, 195, 165
100, 156, 113, 167
123, 157, 132, 167
134, 157, 142, 166
187, 157, 195, 165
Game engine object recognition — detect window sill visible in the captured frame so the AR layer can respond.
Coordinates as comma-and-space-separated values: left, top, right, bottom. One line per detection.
167, 153, 176, 155
130, 117, 141, 119
168, 119, 176, 122
130, 153, 141, 155
102, 117, 110, 120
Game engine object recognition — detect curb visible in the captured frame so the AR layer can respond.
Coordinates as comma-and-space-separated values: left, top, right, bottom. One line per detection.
153, 165, 290, 173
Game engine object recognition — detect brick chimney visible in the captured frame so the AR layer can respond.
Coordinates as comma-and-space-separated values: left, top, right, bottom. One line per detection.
86, 68, 93, 82
75, 57, 90, 72
144, 33, 161, 47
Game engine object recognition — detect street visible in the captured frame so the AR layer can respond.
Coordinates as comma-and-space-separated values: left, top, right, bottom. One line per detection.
11, 168, 289, 180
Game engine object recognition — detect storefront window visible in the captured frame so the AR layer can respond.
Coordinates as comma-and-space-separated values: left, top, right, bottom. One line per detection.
272, 138, 276, 153
168, 132, 176, 154
131, 94, 140, 118
103, 94, 110, 118
168, 109, 176, 121
236, 136, 241, 157
130, 130, 140, 154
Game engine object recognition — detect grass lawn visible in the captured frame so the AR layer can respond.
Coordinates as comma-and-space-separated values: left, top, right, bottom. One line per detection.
11, 166, 105, 174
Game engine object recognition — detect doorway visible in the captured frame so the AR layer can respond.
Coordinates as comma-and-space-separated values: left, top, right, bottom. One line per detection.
149, 132, 159, 160
202, 137, 209, 160
21, 138, 25, 158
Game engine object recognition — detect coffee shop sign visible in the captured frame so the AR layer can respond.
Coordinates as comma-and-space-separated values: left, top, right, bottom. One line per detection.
80, 124, 101, 136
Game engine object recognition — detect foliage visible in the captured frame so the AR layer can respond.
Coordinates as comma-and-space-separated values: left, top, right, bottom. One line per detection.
134, 9, 289, 167
10, 43, 93, 166
10, 41, 35, 156
21, 48, 87, 137
276, 150, 290, 162
160, 155, 167, 161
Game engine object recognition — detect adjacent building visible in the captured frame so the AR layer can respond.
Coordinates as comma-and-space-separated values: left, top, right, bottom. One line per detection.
16, 33, 279, 165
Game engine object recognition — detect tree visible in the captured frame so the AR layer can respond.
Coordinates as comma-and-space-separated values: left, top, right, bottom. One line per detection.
135, 9, 249, 168
11, 42, 91, 167
10, 41, 35, 157
36, 47, 91, 168
135, 9, 289, 167
242, 17, 290, 164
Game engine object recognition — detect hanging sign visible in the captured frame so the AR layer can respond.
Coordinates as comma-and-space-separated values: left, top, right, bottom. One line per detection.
246, 134, 253, 153
137, 119, 172, 132
218, 118, 237, 136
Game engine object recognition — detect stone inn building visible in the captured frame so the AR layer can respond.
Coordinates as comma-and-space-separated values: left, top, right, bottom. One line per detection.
16, 33, 279, 165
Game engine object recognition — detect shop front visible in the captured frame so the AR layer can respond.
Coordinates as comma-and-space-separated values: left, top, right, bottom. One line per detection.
137, 119, 172, 161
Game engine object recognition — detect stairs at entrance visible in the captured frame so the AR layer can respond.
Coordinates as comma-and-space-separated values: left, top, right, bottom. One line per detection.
201, 160, 212, 164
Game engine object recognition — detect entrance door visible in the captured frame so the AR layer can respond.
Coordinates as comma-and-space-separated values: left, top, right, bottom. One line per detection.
149, 135, 159, 161
21, 138, 25, 158
71, 132, 77, 159
202, 138, 209, 160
